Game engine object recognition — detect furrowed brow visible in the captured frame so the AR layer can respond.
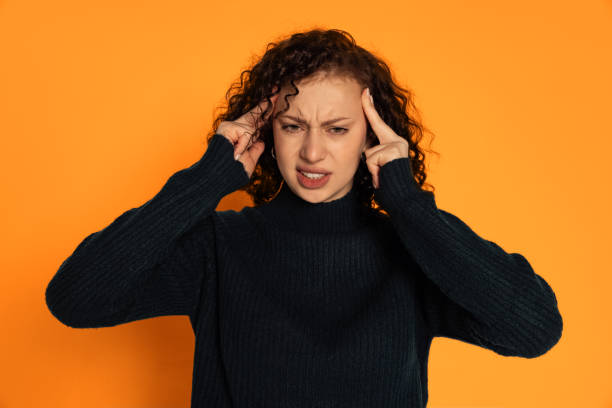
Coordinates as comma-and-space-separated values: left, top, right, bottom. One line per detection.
280, 115, 351, 126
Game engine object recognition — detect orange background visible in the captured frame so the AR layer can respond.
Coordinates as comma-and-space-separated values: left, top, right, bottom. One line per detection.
1, 0, 611, 407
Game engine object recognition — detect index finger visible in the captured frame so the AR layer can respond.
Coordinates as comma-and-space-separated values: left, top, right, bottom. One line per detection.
361, 87, 394, 144
239, 89, 280, 128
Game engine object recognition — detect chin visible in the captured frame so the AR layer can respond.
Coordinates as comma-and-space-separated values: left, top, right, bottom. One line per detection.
291, 181, 330, 202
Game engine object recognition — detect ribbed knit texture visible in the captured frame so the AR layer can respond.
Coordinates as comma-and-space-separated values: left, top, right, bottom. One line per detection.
45, 133, 563, 407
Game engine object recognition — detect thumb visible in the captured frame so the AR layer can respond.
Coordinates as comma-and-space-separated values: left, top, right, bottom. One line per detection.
237, 139, 265, 176
365, 159, 380, 189
250, 139, 266, 162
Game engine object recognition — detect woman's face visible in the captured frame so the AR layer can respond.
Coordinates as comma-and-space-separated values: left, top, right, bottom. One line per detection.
271, 73, 372, 203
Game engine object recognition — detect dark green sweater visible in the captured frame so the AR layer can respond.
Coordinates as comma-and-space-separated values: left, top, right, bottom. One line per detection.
45, 132, 563, 407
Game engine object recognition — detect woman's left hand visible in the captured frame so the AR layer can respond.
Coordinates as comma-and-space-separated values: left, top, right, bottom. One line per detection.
361, 87, 410, 189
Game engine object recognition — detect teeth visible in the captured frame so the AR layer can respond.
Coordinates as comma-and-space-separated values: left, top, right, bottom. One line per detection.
300, 171, 326, 179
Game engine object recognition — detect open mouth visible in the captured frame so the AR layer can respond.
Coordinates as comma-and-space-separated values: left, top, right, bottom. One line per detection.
296, 169, 331, 188
298, 170, 327, 179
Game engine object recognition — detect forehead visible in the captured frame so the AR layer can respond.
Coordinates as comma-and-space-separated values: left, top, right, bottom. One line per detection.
280, 73, 360, 96
277, 74, 362, 115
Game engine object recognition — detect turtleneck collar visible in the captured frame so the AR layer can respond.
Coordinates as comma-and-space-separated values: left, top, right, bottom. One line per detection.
255, 181, 372, 234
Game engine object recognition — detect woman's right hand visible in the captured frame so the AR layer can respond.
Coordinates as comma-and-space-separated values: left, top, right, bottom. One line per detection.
215, 88, 280, 178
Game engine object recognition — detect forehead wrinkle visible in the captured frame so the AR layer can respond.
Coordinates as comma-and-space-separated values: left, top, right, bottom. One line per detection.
281, 114, 352, 126
285, 105, 351, 126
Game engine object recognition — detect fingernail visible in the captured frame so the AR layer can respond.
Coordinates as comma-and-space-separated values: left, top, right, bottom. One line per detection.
369, 91, 374, 105
235, 153, 241, 160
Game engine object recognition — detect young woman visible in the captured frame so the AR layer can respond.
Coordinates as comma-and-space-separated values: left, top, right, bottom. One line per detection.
45, 28, 563, 407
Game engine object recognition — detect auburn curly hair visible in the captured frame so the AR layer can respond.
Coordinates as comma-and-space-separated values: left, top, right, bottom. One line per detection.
206, 27, 439, 216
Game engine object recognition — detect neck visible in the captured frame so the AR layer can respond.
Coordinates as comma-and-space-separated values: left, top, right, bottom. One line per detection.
256, 182, 371, 234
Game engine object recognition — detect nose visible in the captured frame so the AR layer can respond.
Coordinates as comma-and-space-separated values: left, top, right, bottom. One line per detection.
299, 130, 327, 163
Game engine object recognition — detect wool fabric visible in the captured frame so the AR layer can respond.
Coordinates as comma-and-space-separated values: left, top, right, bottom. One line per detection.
45, 132, 563, 407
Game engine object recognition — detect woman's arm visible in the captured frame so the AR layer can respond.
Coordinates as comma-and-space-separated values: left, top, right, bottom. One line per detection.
374, 157, 563, 358
45, 133, 250, 329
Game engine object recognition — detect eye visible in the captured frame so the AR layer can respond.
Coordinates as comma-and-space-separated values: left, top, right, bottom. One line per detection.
281, 124, 348, 134
282, 124, 300, 132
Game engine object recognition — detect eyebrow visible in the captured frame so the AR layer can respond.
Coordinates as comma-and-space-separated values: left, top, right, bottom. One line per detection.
279, 115, 352, 126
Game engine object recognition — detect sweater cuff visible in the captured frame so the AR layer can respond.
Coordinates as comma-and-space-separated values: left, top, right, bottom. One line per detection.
374, 157, 431, 209
189, 133, 251, 200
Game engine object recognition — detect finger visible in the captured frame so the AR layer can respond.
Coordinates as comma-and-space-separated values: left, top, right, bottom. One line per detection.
238, 94, 279, 147
249, 138, 266, 163
234, 130, 253, 160
235, 89, 280, 160
262, 93, 280, 123
363, 143, 386, 160
365, 157, 380, 189
241, 92, 280, 129
361, 88, 395, 144
238, 138, 265, 174
253, 92, 280, 141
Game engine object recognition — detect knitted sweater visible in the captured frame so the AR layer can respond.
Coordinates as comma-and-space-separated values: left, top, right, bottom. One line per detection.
45, 132, 563, 407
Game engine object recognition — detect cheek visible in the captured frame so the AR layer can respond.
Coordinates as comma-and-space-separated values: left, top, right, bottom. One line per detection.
273, 138, 293, 159
337, 146, 362, 168
272, 131, 287, 153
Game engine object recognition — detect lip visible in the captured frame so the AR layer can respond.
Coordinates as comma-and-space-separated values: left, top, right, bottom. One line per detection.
296, 166, 331, 174
296, 169, 331, 189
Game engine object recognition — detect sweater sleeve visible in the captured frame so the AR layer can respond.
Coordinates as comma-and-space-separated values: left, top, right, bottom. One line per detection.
374, 157, 563, 358
45, 133, 250, 329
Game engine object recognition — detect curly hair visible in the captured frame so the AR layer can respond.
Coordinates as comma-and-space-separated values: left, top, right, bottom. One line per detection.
206, 27, 439, 216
